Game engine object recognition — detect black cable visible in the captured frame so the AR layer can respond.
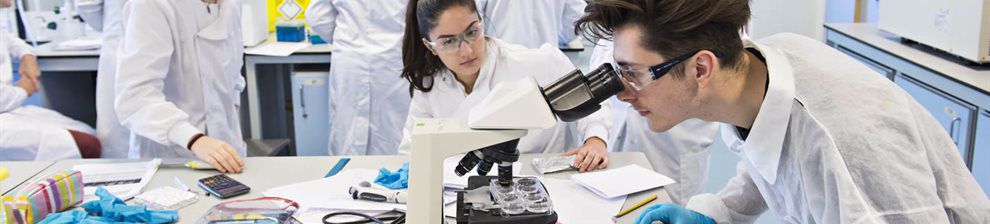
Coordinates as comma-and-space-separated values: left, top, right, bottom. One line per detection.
322, 211, 405, 224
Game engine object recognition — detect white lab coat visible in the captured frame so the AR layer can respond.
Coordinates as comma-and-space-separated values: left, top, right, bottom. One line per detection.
398, 38, 611, 155
305, 0, 410, 155
114, 0, 246, 159
588, 39, 719, 205
0, 32, 91, 161
685, 33, 990, 223
75, 0, 131, 158
476, 0, 586, 48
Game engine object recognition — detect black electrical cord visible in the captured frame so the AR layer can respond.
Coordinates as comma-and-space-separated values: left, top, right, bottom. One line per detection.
322, 211, 405, 224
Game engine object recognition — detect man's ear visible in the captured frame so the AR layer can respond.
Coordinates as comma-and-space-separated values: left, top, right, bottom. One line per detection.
422, 38, 438, 55
692, 51, 718, 88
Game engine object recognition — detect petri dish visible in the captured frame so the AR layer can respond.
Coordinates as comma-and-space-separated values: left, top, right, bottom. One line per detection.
523, 193, 546, 203
517, 178, 538, 186
518, 185, 539, 194
526, 201, 551, 213
502, 202, 526, 215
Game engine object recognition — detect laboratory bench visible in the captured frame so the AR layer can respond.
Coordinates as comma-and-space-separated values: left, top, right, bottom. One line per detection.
824, 23, 990, 196
0, 161, 56, 195
0, 152, 669, 223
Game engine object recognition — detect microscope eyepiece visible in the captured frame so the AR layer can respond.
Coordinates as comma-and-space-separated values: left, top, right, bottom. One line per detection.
543, 63, 624, 122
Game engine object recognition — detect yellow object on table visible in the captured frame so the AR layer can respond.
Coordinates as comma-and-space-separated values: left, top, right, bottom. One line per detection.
0, 166, 9, 182
613, 194, 658, 219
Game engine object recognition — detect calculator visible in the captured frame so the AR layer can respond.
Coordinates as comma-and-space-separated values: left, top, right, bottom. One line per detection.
197, 174, 251, 199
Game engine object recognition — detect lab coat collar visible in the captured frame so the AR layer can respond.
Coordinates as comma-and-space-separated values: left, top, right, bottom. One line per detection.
722, 39, 796, 184
195, 1, 229, 40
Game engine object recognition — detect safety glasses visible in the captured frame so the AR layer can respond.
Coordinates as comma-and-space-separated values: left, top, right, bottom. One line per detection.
426, 20, 484, 53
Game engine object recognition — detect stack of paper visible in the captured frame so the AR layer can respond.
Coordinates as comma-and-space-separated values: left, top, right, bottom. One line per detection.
570, 165, 675, 199
542, 178, 625, 224
244, 41, 311, 56
73, 159, 161, 202
54, 37, 102, 51
262, 169, 406, 212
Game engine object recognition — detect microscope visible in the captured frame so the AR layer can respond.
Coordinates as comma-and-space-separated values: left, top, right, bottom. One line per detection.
407, 64, 624, 223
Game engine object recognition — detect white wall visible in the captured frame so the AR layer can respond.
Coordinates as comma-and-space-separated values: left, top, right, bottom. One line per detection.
749, 0, 827, 41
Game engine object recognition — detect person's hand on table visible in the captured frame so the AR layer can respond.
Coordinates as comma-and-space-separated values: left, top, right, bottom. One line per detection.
563, 136, 608, 172
15, 77, 38, 96
19, 55, 41, 83
634, 203, 715, 224
190, 136, 244, 173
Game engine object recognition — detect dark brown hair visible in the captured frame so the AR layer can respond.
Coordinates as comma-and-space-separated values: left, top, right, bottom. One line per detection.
401, 0, 479, 96
575, 0, 751, 77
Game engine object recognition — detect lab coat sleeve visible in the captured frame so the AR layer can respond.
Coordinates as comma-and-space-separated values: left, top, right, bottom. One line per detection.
114, 0, 201, 148
231, 3, 246, 107
397, 92, 434, 155
75, 0, 105, 31
558, 0, 587, 44
687, 162, 767, 224
3, 32, 35, 59
305, 0, 338, 45
0, 84, 27, 113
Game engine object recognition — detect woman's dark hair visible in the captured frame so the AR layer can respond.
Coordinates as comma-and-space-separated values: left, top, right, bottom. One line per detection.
401, 0, 479, 96
575, 0, 751, 77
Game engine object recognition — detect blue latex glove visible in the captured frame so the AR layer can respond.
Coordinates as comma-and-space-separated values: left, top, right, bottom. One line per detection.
374, 162, 409, 189
75, 187, 177, 224
634, 203, 715, 224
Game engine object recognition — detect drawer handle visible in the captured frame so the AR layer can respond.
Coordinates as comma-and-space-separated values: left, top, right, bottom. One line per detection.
299, 85, 308, 119
945, 106, 960, 144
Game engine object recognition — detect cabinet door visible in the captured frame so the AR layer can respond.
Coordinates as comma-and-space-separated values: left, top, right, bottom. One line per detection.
291, 72, 331, 156
836, 45, 895, 80
894, 74, 975, 162
972, 111, 989, 197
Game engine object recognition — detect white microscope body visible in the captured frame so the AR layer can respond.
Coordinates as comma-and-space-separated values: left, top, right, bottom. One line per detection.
406, 64, 624, 223
407, 77, 556, 223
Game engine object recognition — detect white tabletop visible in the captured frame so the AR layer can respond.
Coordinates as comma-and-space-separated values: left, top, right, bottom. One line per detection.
26, 152, 669, 223
32, 42, 101, 58
0, 160, 56, 195
825, 23, 990, 94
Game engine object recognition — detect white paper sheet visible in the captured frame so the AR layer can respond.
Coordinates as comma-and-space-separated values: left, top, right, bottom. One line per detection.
244, 41, 310, 56
543, 178, 626, 224
73, 159, 161, 202
54, 37, 102, 51
571, 165, 675, 199
262, 169, 407, 212
443, 154, 522, 189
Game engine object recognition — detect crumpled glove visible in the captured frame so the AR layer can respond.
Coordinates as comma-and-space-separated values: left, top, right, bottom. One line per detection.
374, 162, 409, 189
634, 203, 715, 224
39, 187, 178, 224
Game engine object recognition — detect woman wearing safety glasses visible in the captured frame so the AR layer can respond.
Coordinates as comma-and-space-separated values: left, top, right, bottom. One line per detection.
396, 0, 613, 173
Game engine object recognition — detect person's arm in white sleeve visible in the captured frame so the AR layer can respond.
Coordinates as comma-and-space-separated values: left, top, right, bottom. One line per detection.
0, 84, 28, 113
75, 0, 105, 31
230, 3, 246, 107
114, 1, 200, 149
397, 93, 434, 155
304, 0, 338, 45
4, 33, 34, 59
686, 162, 768, 224
558, 0, 587, 44
9, 37, 41, 91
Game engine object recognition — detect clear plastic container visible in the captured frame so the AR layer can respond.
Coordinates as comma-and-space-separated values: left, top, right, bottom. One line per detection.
526, 201, 552, 213
489, 177, 553, 217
